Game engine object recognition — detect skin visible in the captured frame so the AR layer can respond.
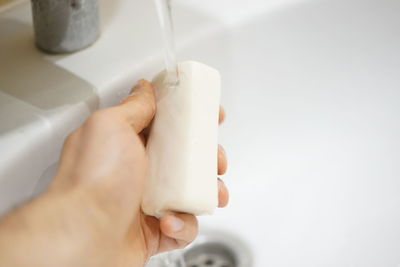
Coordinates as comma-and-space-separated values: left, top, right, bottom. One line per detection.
0, 80, 229, 267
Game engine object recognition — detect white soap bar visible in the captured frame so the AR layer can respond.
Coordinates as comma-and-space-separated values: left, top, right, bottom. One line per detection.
142, 61, 221, 218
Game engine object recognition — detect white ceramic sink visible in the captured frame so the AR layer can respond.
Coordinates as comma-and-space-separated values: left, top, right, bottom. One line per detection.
199, 0, 400, 266
2, 0, 400, 266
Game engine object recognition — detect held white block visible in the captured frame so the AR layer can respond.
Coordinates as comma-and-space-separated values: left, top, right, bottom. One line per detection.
142, 61, 221, 218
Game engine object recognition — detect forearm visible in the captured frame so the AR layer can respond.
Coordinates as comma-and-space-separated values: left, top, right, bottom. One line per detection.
0, 191, 94, 267
0, 189, 147, 267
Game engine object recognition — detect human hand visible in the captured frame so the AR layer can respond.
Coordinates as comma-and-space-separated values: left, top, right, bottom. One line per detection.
0, 80, 229, 267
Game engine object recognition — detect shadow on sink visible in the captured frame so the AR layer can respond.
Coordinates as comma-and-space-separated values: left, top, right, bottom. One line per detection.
0, 18, 98, 134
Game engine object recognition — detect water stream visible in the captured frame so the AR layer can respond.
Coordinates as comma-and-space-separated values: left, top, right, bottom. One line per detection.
150, 1, 184, 265
154, 0, 180, 87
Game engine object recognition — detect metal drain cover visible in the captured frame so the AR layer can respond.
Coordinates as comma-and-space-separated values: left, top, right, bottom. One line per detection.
145, 230, 252, 267
184, 242, 236, 267
182, 230, 252, 267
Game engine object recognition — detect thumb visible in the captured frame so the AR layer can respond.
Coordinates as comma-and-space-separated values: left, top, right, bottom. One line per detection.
118, 79, 156, 133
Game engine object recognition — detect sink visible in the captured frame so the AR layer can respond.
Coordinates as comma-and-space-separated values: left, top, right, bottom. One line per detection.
2, 0, 400, 266
196, 0, 400, 266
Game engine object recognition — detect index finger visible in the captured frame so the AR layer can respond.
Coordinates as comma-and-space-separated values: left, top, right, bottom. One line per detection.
219, 106, 225, 124
118, 79, 156, 133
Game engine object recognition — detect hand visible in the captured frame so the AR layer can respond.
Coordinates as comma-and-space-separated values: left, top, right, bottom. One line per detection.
0, 80, 229, 267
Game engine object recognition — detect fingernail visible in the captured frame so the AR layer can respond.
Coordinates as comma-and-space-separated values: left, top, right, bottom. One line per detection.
130, 79, 146, 95
219, 106, 226, 123
130, 85, 140, 95
219, 144, 226, 158
169, 215, 184, 232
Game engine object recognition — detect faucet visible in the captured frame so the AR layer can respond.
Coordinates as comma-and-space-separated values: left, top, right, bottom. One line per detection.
31, 0, 100, 54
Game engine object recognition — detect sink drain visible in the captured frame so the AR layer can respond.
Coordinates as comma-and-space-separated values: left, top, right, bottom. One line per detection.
182, 230, 252, 267
146, 230, 252, 267
184, 242, 236, 267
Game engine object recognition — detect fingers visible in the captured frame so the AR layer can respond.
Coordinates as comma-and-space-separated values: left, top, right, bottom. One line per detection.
217, 144, 229, 207
118, 79, 156, 133
218, 144, 227, 175
218, 178, 229, 208
217, 108, 228, 207
160, 213, 198, 248
119, 81, 223, 134
219, 106, 225, 124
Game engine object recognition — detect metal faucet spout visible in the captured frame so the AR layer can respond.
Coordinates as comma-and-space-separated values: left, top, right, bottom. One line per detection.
31, 0, 100, 54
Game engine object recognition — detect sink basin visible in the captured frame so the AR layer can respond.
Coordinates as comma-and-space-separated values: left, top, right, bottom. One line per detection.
2, 0, 400, 266
197, 0, 400, 266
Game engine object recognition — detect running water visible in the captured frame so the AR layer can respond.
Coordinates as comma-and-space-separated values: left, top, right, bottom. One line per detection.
149, 1, 185, 265
154, 0, 180, 87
